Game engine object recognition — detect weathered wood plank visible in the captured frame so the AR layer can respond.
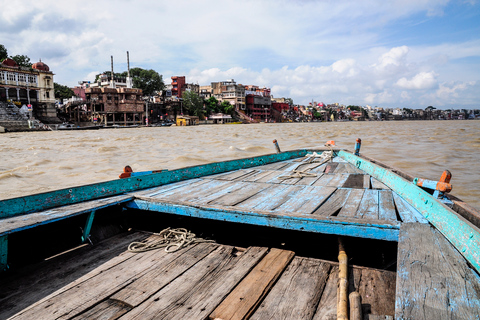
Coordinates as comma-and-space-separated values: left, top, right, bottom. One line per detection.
234, 184, 290, 209
111, 243, 217, 307
395, 223, 480, 320
334, 163, 349, 173
129, 199, 400, 241
325, 174, 350, 188
358, 268, 396, 317
0, 232, 151, 320
342, 174, 366, 189
209, 248, 294, 320
311, 174, 336, 186
70, 299, 131, 320
313, 188, 351, 216
378, 190, 397, 221
8, 235, 181, 320
324, 162, 339, 173
116, 246, 268, 320
254, 161, 291, 171
364, 174, 371, 189
184, 181, 246, 204
241, 170, 275, 182
253, 185, 306, 211
392, 192, 428, 223
149, 179, 229, 201
312, 265, 338, 320
250, 257, 331, 320
339, 150, 480, 273
208, 182, 271, 206
0, 194, 134, 237
371, 177, 389, 190
275, 186, 337, 215
212, 169, 258, 181
132, 178, 207, 198
356, 189, 379, 219
255, 170, 286, 183
337, 189, 365, 218
295, 174, 323, 186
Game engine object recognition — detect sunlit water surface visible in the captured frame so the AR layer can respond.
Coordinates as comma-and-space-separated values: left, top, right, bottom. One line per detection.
1, 121, 479, 210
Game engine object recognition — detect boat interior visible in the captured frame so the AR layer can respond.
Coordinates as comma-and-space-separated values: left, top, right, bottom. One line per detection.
1, 149, 479, 319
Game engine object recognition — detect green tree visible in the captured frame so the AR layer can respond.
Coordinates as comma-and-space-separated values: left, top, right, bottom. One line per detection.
220, 100, 234, 115
54, 82, 74, 101
425, 106, 436, 110
285, 98, 293, 107
0, 44, 7, 61
205, 96, 219, 114
94, 71, 124, 83
11, 54, 31, 68
121, 67, 164, 96
182, 90, 204, 117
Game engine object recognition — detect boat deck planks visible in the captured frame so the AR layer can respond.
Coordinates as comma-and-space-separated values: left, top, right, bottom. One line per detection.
395, 223, 480, 320
123, 156, 432, 240
3, 231, 398, 320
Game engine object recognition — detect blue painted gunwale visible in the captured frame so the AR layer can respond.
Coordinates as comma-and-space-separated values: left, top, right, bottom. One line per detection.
0, 149, 308, 219
338, 150, 480, 274
126, 199, 400, 241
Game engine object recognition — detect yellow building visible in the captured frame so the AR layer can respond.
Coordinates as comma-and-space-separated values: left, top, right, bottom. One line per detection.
176, 116, 199, 126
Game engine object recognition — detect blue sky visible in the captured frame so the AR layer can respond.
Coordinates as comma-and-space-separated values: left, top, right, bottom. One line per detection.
1, 0, 479, 109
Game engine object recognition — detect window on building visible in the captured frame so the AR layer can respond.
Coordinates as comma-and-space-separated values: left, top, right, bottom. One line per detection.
0, 73, 4, 81
18, 74, 26, 82
46, 91, 50, 98
7, 73, 15, 81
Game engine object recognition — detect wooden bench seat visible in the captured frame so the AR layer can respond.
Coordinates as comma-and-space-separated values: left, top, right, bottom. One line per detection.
395, 223, 480, 319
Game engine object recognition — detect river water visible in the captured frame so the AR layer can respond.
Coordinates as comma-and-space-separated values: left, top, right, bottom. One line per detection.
1, 121, 479, 210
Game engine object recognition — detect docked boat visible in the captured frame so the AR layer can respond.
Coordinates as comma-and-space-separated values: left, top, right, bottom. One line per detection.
1, 140, 479, 319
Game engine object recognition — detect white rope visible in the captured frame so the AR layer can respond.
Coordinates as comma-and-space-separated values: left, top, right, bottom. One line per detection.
128, 227, 215, 253
277, 150, 335, 181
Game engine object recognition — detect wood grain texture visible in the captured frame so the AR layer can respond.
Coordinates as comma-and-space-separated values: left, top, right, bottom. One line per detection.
209, 248, 294, 320
116, 246, 268, 320
312, 265, 338, 320
392, 192, 428, 223
111, 243, 218, 307
378, 190, 397, 221
395, 223, 480, 320
250, 257, 331, 320
313, 188, 351, 216
274, 186, 337, 215
337, 189, 365, 218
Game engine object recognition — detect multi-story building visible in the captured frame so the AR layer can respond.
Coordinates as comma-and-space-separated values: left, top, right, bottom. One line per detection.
211, 79, 245, 110
171, 76, 186, 99
199, 85, 212, 99
80, 55, 144, 126
245, 85, 272, 121
0, 58, 56, 120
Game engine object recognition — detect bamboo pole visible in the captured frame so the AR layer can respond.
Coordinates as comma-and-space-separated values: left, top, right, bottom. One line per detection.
349, 291, 362, 320
337, 237, 348, 320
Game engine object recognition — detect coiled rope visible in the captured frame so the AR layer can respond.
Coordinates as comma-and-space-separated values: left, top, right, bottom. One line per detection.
277, 149, 335, 181
128, 228, 215, 253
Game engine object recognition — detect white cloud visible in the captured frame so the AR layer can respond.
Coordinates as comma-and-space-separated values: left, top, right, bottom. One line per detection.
396, 72, 438, 90
1, 0, 478, 109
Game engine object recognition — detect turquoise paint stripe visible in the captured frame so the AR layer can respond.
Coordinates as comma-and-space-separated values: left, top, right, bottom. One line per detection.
0, 150, 308, 219
338, 150, 480, 273
0, 235, 7, 271
126, 199, 399, 241
81, 211, 95, 243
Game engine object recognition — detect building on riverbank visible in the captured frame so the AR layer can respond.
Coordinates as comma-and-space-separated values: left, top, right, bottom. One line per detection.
0, 58, 57, 123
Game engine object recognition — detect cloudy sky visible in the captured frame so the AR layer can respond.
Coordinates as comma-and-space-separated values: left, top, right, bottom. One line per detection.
1, 0, 479, 109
